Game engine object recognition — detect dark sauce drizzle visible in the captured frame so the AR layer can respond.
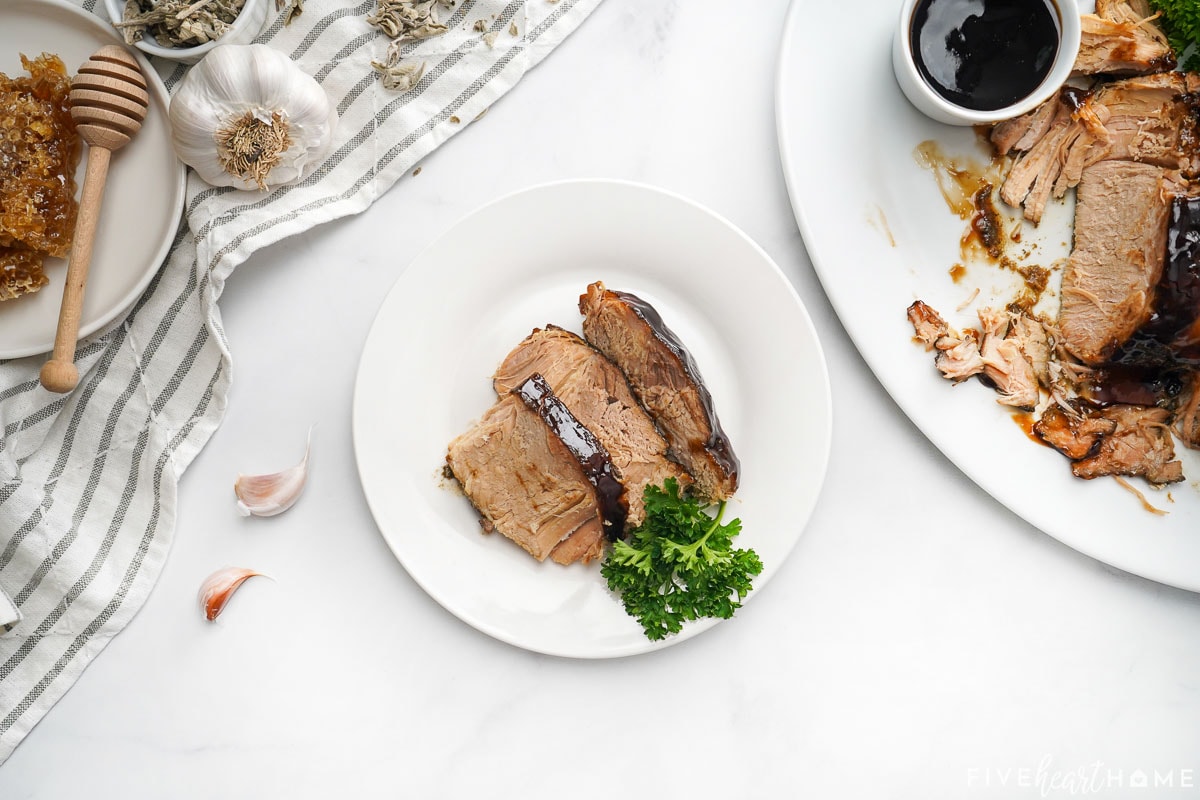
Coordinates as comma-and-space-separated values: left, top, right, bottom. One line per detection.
1089, 197, 1200, 407
513, 373, 628, 538
611, 290, 741, 486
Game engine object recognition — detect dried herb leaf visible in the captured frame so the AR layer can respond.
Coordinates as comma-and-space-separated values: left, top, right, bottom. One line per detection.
115, 0, 246, 48
366, 0, 449, 43
374, 54, 432, 91
367, 0, 455, 92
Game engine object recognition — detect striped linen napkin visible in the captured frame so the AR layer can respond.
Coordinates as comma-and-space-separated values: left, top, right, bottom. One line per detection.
0, 0, 601, 762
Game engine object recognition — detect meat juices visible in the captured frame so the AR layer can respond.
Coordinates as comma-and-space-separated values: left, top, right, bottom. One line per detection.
579, 282, 740, 501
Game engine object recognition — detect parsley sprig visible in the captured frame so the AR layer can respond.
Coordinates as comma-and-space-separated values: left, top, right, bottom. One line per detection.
601, 478, 763, 641
1149, 0, 1200, 72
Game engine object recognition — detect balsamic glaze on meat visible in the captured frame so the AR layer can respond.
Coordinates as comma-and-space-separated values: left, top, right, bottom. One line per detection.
513, 373, 629, 539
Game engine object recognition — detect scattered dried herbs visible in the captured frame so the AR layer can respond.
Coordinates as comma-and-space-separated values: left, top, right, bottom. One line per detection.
115, 0, 246, 48
366, 0, 455, 92
366, 0, 452, 43
370, 50, 426, 91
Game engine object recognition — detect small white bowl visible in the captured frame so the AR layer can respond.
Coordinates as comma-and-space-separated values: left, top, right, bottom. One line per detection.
103, 0, 271, 65
893, 0, 1081, 126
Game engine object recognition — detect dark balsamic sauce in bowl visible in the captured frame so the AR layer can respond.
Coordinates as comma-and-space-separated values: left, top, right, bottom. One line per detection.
911, 0, 1060, 112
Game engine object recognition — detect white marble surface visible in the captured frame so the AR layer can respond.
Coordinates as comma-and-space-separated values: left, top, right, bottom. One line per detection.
3, 0, 1200, 796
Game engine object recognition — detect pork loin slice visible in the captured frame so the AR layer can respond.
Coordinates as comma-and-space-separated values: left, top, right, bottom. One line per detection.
998, 73, 1200, 222
446, 384, 623, 564
512, 373, 629, 538
1074, 0, 1176, 77
1087, 72, 1200, 171
1071, 404, 1183, 484
580, 282, 740, 501
998, 94, 1082, 222
493, 326, 691, 528
1059, 160, 1172, 365
991, 96, 1058, 156
906, 300, 986, 381
1034, 404, 1118, 459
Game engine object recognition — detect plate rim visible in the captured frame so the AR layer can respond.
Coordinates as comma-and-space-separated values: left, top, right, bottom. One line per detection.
351, 177, 834, 657
0, 0, 186, 360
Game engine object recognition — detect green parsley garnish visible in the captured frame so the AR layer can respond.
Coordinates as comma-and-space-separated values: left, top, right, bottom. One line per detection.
1149, 0, 1200, 71
600, 478, 763, 641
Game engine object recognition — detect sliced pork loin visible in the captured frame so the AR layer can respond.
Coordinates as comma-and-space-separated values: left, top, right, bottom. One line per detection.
1059, 159, 1173, 365
991, 96, 1059, 157
1071, 404, 1183, 484
1073, 0, 1176, 77
580, 282, 740, 501
996, 92, 1089, 223
1034, 404, 1117, 459
1033, 401, 1181, 483
996, 73, 1200, 223
446, 379, 627, 565
512, 373, 629, 545
907, 300, 1047, 408
493, 326, 691, 528
907, 300, 987, 381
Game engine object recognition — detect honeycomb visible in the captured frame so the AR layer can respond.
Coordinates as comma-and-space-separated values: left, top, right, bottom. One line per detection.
0, 53, 80, 302
0, 246, 50, 301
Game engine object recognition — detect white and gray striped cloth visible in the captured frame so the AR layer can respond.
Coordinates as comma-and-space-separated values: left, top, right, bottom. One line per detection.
0, 0, 600, 762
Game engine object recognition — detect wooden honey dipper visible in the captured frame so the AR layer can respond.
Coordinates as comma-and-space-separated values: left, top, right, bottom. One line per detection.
41, 45, 149, 394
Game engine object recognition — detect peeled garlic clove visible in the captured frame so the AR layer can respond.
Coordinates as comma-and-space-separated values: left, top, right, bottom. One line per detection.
234, 430, 311, 516
199, 567, 268, 621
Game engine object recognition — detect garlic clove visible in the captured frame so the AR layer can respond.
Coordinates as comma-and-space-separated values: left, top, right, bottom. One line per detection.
234, 429, 312, 517
199, 567, 268, 621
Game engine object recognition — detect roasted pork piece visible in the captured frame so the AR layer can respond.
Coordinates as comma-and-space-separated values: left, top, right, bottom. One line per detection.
1073, 0, 1176, 77
1033, 402, 1182, 484
493, 326, 691, 527
445, 382, 626, 565
512, 373, 629, 538
1034, 404, 1117, 460
994, 73, 1200, 224
580, 281, 739, 500
1070, 404, 1183, 484
907, 300, 1049, 409
1060, 160, 1173, 365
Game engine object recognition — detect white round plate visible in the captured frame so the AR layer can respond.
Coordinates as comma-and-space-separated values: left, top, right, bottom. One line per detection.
776, 0, 1200, 592
353, 180, 832, 657
0, 0, 185, 359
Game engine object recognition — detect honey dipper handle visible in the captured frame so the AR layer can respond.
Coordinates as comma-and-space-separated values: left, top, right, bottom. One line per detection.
40, 146, 112, 394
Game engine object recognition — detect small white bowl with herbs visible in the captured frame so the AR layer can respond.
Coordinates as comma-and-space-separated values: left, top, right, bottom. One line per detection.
104, 0, 271, 64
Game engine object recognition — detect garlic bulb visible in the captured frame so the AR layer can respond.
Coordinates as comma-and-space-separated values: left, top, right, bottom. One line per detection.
234, 428, 311, 516
169, 43, 337, 191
